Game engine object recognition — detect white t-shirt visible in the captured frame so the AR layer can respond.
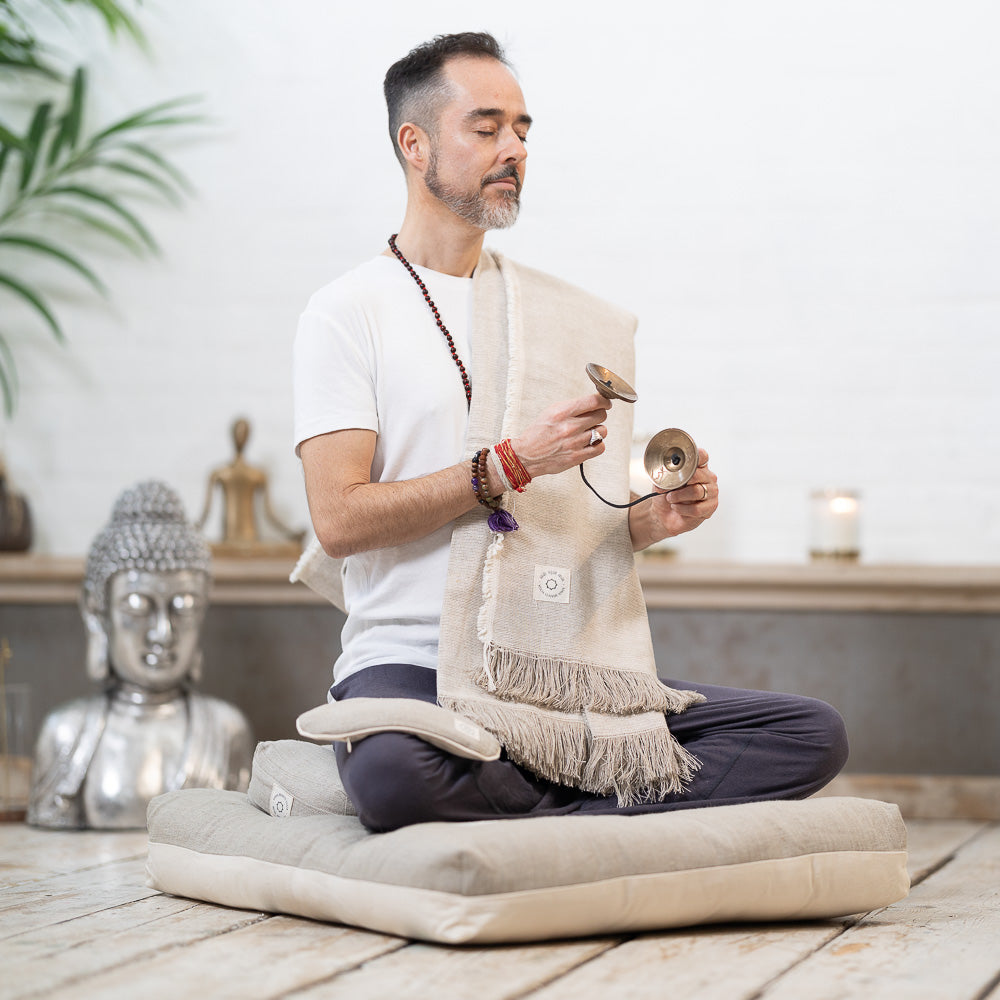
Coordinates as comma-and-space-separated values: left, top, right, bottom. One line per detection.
293, 254, 474, 683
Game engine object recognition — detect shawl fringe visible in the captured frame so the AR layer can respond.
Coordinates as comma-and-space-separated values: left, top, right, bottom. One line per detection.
440, 697, 588, 788
441, 696, 702, 808
476, 645, 706, 716
581, 724, 702, 806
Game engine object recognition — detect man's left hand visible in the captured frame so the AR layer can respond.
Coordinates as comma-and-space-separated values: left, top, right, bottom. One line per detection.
630, 448, 719, 549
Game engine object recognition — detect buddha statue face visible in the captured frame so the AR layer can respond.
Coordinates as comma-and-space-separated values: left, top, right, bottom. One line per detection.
81, 481, 213, 688
107, 569, 209, 691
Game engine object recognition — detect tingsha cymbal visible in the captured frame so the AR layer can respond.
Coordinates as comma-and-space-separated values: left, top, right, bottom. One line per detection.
586, 364, 638, 403
644, 429, 698, 491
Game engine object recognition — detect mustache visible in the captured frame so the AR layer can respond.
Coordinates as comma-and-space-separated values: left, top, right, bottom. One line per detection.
482, 165, 521, 193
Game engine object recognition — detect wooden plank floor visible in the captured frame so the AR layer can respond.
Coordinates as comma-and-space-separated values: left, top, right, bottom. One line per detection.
1, 818, 998, 1000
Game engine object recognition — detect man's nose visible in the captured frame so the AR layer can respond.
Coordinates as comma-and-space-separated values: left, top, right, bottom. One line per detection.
500, 129, 527, 164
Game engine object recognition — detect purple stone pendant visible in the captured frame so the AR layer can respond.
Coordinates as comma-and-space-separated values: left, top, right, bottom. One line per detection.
488, 509, 519, 533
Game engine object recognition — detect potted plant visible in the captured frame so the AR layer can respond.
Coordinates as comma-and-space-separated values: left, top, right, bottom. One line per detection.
0, 0, 201, 548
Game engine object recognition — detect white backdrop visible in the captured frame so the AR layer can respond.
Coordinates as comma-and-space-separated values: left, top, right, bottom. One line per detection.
2, 0, 998, 562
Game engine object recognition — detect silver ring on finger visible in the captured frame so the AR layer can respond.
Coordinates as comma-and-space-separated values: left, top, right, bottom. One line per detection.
589, 428, 601, 446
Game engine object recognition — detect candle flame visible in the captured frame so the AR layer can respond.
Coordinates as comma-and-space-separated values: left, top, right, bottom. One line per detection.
830, 496, 858, 515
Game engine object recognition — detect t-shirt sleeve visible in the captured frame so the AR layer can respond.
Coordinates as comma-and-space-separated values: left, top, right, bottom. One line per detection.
292, 305, 379, 456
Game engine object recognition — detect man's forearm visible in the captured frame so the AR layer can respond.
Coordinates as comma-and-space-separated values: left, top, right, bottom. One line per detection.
303, 393, 614, 559
310, 459, 500, 558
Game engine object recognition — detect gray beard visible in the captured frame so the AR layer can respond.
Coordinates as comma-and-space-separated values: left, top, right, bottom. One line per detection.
425, 155, 520, 231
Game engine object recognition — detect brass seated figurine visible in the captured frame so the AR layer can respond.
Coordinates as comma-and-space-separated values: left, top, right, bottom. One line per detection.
196, 417, 304, 557
28, 481, 254, 829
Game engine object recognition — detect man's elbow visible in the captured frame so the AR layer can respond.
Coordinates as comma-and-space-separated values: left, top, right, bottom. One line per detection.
312, 514, 360, 560
308, 482, 372, 559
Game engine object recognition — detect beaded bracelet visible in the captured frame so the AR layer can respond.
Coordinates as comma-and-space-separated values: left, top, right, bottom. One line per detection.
471, 448, 498, 509
495, 438, 531, 493
471, 448, 518, 533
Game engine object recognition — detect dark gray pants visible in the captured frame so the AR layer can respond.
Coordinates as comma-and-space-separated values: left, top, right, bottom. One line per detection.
331, 663, 849, 833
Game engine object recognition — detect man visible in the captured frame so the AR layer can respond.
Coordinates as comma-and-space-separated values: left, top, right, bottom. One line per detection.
293, 32, 847, 832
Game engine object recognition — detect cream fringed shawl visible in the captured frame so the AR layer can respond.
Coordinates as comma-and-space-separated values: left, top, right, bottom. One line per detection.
440, 251, 702, 806
294, 250, 704, 806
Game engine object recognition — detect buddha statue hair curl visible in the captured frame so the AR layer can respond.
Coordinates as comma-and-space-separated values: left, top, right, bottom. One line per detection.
83, 480, 211, 615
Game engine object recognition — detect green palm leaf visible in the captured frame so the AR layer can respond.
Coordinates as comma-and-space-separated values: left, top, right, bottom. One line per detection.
75, 0, 145, 44
0, 233, 107, 294
1, 119, 26, 188
17, 101, 52, 192
43, 205, 147, 254
0, 122, 27, 148
90, 96, 201, 143
47, 66, 86, 166
0, 271, 64, 342
43, 183, 158, 251
0, 119, 25, 189
97, 159, 183, 205
0, 38, 60, 79
0, 332, 18, 417
120, 141, 194, 194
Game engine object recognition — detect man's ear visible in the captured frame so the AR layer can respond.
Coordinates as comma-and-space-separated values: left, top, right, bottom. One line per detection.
397, 122, 430, 173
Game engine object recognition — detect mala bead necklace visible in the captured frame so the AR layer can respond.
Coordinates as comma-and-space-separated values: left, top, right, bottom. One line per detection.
389, 234, 517, 533
388, 234, 471, 408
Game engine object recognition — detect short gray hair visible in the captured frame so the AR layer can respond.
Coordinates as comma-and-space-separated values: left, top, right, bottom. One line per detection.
383, 32, 510, 166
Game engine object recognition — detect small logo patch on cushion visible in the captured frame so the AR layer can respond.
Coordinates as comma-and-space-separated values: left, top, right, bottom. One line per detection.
270, 784, 294, 818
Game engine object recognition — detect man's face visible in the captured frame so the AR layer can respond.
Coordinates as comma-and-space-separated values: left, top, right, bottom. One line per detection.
423, 56, 531, 231
107, 569, 208, 691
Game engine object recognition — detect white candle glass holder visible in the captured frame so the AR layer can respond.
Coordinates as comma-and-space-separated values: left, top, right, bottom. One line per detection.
809, 489, 861, 562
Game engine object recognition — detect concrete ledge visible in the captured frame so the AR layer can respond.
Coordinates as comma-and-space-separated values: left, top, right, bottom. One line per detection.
3, 555, 1000, 612
638, 559, 1000, 613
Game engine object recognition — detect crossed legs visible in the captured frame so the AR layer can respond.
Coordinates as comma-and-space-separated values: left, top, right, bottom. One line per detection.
331, 663, 848, 832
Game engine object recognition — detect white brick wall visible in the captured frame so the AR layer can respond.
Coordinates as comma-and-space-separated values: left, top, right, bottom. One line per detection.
3, 0, 997, 562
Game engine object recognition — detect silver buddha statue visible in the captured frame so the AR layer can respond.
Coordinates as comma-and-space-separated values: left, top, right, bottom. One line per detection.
28, 481, 254, 829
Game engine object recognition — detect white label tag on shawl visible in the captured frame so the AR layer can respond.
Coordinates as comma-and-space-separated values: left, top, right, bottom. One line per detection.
534, 565, 571, 604
269, 784, 293, 818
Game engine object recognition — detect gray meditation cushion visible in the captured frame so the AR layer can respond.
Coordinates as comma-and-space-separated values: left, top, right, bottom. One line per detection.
247, 740, 356, 818
148, 739, 909, 945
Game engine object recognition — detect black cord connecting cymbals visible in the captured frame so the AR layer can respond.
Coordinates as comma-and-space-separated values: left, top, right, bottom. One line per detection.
581, 364, 697, 508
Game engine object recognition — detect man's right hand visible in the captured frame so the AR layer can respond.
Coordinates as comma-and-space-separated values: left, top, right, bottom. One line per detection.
512, 392, 612, 479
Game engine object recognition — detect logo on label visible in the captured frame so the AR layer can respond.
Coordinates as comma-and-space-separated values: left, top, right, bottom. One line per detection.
270, 784, 293, 818
534, 565, 571, 604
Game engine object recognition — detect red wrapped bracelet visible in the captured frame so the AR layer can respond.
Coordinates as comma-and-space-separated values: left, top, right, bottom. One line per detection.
495, 438, 531, 492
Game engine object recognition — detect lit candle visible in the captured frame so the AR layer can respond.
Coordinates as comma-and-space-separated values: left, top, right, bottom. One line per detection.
809, 489, 860, 561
